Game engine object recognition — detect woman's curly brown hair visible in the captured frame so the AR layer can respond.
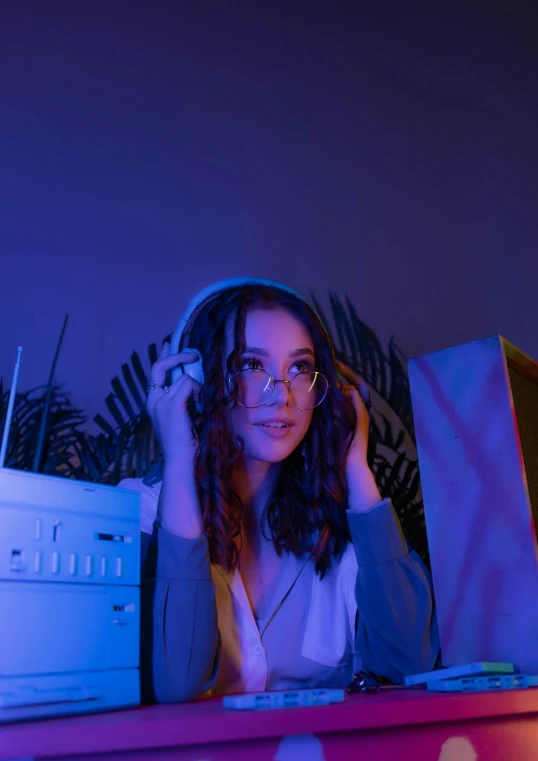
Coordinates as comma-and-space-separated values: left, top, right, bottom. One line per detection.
182, 283, 358, 579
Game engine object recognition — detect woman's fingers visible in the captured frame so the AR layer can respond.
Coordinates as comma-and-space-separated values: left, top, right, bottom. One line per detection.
147, 372, 201, 418
159, 373, 201, 401
337, 362, 370, 406
148, 345, 199, 386
341, 382, 370, 417
342, 384, 370, 441
341, 383, 363, 404
146, 344, 200, 419
337, 361, 364, 387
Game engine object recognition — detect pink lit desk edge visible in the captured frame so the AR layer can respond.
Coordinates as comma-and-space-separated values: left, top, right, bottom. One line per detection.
3, 687, 538, 760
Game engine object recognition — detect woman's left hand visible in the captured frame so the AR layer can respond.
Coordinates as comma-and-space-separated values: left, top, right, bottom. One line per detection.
337, 361, 383, 511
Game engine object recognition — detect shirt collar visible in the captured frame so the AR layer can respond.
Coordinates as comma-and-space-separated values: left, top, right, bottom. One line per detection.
215, 550, 312, 636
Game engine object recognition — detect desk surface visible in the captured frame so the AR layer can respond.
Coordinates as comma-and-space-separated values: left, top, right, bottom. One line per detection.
3, 687, 538, 760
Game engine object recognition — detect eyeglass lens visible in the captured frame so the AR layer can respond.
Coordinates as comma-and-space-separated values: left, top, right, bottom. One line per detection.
236, 370, 328, 410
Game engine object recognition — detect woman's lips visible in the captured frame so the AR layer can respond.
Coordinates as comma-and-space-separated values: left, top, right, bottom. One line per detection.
253, 421, 295, 438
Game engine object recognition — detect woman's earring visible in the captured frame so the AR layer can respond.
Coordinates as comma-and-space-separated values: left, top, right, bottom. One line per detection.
226, 373, 236, 396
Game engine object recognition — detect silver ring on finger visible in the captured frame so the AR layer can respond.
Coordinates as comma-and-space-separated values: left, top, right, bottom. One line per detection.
147, 377, 165, 394
163, 385, 171, 395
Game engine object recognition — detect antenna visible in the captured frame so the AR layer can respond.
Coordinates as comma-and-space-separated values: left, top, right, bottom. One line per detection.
0, 346, 23, 469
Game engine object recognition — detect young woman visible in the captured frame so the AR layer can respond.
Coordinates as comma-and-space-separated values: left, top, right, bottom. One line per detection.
119, 281, 439, 703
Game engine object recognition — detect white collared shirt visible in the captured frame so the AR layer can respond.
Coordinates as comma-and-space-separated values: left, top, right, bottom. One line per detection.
120, 475, 438, 694
121, 477, 360, 693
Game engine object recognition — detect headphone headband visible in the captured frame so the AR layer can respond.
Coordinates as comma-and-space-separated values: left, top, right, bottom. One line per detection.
169, 277, 318, 357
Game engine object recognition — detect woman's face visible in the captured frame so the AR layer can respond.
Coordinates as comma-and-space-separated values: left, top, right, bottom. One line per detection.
228, 306, 315, 465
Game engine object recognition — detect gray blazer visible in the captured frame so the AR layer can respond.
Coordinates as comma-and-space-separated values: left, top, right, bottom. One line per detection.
131, 472, 440, 704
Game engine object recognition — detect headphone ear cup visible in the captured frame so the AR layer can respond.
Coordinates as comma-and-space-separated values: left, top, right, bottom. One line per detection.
170, 347, 204, 385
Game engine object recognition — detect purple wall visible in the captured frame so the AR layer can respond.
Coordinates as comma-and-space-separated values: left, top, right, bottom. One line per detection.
1, 1, 537, 424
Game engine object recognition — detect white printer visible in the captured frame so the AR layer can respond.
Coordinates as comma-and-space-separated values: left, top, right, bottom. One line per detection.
0, 466, 141, 723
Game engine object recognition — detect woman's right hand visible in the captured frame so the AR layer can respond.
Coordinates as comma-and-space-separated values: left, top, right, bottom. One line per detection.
146, 342, 202, 468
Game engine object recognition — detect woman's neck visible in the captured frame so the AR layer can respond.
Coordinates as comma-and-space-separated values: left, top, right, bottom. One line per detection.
231, 457, 281, 547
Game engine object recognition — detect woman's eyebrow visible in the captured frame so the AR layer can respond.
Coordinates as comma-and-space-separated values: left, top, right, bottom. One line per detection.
243, 346, 315, 358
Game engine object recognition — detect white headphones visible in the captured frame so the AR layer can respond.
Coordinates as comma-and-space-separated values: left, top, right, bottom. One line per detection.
169, 277, 319, 385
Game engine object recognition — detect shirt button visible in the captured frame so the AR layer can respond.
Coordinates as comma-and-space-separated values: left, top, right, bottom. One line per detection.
254, 645, 264, 656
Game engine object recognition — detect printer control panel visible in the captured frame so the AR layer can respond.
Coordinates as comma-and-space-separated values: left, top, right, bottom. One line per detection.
1, 507, 139, 586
